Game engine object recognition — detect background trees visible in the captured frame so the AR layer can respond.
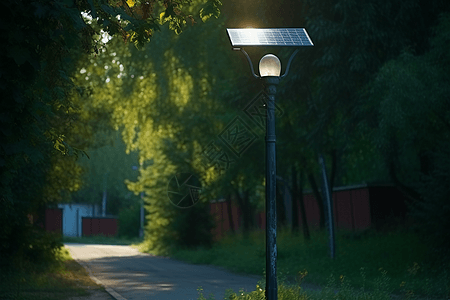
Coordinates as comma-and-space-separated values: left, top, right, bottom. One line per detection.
76, 12, 249, 252
2, 0, 449, 269
364, 12, 450, 263
75, 0, 450, 262
0, 0, 222, 268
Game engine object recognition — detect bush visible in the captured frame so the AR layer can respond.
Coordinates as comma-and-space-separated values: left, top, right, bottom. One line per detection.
2, 223, 63, 275
118, 202, 141, 238
24, 229, 63, 268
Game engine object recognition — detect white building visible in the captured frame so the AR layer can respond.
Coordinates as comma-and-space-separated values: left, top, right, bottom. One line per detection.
58, 203, 101, 237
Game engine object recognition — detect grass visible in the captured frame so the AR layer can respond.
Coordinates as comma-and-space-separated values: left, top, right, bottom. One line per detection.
168, 228, 450, 299
63, 235, 142, 246
0, 234, 140, 299
197, 272, 393, 300
0, 247, 106, 300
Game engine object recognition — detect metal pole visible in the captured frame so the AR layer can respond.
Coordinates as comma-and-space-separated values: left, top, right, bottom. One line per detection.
263, 76, 279, 300
102, 172, 108, 217
140, 192, 144, 238
319, 154, 335, 259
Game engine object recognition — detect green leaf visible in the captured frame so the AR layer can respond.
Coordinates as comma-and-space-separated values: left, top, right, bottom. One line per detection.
199, 8, 210, 22
160, 5, 174, 25
199, 0, 221, 22
160, 11, 167, 24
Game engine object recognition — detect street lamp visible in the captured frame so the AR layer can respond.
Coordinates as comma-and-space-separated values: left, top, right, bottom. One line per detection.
227, 28, 313, 300
259, 54, 281, 77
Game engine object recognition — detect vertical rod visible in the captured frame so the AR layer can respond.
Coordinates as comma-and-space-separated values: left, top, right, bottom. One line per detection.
76, 208, 79, 237
140, 192, 144, 238
319, 154, 335, 259
102, 172, 107, 217
264, 77, 279, 300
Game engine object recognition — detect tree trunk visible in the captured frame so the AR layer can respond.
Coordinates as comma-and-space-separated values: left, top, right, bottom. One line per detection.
292, 165, 310, 240
308, 172, 325, 230
298, 170, 310, 240
235, 189, 252, 238
329, 149, 337, 193
291, 166, 299, 235
276, 183, 287, 228
225, 194, 235, 234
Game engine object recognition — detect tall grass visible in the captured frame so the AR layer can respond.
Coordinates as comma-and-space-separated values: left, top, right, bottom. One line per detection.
0, 247, 103, 300
170, 228, 450, 298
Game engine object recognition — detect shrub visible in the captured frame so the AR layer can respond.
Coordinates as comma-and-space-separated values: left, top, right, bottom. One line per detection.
118, 202, 141, 238
2, 224, 64, 275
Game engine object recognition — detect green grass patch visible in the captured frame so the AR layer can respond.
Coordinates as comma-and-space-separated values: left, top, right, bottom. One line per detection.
0, 247, 106, 300
168, 229, 450, 299
63, 235, 142, 246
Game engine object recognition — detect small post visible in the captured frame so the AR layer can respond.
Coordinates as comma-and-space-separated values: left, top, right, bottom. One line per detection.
102, 172, 108, 217
319, 154, 335, 259
140, 192, 144, 238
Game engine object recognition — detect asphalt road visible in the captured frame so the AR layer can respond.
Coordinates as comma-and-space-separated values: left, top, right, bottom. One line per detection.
65, 243, 260, 300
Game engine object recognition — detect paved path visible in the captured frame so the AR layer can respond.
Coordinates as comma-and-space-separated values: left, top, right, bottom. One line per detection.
65, 244, 260, 300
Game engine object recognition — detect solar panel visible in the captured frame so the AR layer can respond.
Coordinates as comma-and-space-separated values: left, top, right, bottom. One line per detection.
227, 28, 313, 47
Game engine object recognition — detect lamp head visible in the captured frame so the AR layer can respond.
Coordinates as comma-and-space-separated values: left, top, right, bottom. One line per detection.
259, 54, 281, 77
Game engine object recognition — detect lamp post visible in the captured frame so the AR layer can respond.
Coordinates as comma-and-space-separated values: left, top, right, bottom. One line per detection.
227, 28, 313, 300
260, 54, 281, 300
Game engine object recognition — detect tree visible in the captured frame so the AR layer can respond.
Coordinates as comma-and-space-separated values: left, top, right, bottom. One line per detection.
364, 12, 450, 264
269, 0, 450, 233
71, 5, 238, 252
0, 0, 96, 269
0, 0, 221, 268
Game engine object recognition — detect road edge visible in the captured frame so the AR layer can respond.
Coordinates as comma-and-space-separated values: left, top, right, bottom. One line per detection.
64, 245, 127, 300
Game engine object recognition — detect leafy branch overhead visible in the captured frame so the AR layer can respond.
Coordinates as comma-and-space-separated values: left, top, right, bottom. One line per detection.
7, 0, 223, 159
72, 0, 222, 49
199, 0, 221, 22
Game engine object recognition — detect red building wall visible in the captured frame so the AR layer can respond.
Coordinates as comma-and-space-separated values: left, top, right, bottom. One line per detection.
82, 217, 117, 237
209, 186, 383, 240
350, 188, 372, 230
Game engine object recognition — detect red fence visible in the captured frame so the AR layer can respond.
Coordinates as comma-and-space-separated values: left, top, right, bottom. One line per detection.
210, 202, 241, 240
209, 184, 407, 240
82, 217, 118, 237
295, 187, 372, 231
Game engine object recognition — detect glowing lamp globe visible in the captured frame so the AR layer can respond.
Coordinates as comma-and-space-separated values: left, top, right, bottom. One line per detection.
259, 54, 281, 77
